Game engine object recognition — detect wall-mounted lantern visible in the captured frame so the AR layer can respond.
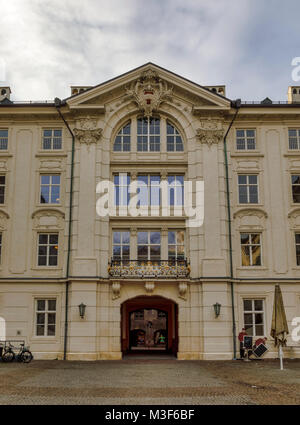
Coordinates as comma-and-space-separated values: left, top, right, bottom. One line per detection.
78, 303, 86, 319
213, 302, 221, 318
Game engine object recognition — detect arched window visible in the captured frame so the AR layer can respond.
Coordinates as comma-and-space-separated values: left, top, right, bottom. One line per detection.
137, 117, 160, 151
113, 121, 131, 152
166, 122, 184, 152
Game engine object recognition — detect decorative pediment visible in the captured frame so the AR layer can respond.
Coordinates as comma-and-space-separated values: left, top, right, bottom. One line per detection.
32, 208, 65, 230
66, 63, 231, 113
233, 208, 268, 219
74, 116, 103, 145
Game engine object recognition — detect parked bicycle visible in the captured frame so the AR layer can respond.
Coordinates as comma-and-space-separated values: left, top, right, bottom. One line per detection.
1, 341, 33, 363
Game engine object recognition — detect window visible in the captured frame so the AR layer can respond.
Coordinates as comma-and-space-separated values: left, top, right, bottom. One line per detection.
0, 176, 5, 204
38, 234, 58, 266
40, 175, 61, 204
240, 233, 261, 266
137, 175, 160, 206
137, 231, 161, 262
295, 234, 300, 266
112, 231, 130, 261
137, 117, 160, 151
0, 233, 2, 264
168, 175, 184, 206
243, 299, 264, 336
42, 129, 62, 150
238, 175, 258, 204
292, 175, 300, 203
168, 230, 185, 261
236, 129, 256, 150
113, 122, 131, 151
288, 129, 300, 150
35, 299, 56, 336
0, 129, 8, 150
114, 173, 130, 206
167, 122, 183, 151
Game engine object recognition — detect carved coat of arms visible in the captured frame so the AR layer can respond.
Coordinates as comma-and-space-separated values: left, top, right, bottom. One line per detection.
125, 70, 173, 117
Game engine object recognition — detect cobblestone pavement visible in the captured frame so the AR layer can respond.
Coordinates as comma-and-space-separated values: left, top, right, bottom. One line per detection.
0, 358, 299, 405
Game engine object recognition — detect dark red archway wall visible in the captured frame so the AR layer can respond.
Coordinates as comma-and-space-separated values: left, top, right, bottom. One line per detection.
121, 296, 178, 355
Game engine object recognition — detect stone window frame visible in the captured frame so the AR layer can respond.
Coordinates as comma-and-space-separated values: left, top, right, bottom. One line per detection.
291, 173, 300, 205
0, 128, 9, 151
41, 128, 63, 151
36, 162, 65, 208
111, 114, 185, 154
242, 298, 266, 337
29, 294, 61, 343
39, 126, 64, 153
0, 210, 9, 269
235, 128, 257, 152
110, 226, 187, 262
31, 209, 65, 271
37, 233, 59, 267
34, 298, 57, 337
288, 128, 300, 151
237, 173, 260, 205
240, 232, 263, 267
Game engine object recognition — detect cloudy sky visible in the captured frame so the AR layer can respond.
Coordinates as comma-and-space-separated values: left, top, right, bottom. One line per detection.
0, 0, 299, 101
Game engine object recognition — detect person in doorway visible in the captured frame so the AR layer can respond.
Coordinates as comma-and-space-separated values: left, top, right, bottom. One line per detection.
238, 328, 248, 359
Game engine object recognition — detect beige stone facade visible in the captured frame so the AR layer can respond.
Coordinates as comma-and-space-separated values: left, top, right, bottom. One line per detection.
0, 63, 299, 361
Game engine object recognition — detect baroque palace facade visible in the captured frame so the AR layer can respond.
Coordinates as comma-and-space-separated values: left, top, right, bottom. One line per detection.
0, 63, 299, 360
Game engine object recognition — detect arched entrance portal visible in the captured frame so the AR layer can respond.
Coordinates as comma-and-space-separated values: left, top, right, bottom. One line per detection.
121, 296, 178, 356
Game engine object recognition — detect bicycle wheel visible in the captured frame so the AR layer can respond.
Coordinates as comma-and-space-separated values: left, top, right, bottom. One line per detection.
21, 350, 33, 363
2, 350, 15, 362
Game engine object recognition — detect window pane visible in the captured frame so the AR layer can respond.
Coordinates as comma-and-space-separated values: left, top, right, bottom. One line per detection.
113, 246, 121, 257
39, 234, 48, 244
49, 234, 58, 244
241, 245, 250, 266
113, 232, 121, 244
238, 175, 247, 184
254, 300, 263, 311
38, 256, 47, 266
37, 300, 46, 311
37, 313, 45, 324
243, 299, 252, 311
255, 325, 264, 336
150, 232, 160, 244
255, 313, 264, 325
48, 313, 56, 324
239, 186, 248, 203
138, 232, 148, 244
48, 256, 58, 266
248, 175, 257, 184
244, 313, 253, 324
241, 234, 250, 244
36, 325, 45, 336
48, 300, 56, 311
47, 325, 56, 336
252, 245, 261, 265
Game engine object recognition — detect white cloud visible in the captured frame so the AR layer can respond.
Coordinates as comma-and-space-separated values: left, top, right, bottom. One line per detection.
0, 0, 297, 101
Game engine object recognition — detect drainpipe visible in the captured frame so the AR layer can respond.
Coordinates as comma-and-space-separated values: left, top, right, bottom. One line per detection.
223, 99, 241, 360
54, 98, 75, 361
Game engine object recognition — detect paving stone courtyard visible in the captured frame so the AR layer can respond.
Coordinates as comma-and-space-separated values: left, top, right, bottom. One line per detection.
0, 357, 299, 405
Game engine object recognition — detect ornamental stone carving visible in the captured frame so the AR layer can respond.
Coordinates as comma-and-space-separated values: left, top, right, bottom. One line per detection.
74, 116, 103, 146
145, 282, 155, 294
196, 118, 224, 147
111, 281, 121, 300
125, 70, 173, 118
178, 282, 188, 300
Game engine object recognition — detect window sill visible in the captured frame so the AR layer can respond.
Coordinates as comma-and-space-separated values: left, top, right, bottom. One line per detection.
231, 152, 263, 157
237, 266, 267, 270
0, 152, 12, 157
36, 152, 67, 158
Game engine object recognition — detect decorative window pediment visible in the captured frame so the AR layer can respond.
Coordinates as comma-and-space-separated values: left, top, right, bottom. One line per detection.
32, 208, 65, 230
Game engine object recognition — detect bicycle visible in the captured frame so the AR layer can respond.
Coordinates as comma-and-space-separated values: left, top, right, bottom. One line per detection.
2, 342, 33, 363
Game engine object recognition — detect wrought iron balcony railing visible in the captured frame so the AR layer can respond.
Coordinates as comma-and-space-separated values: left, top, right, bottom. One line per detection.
108, 259, 190, 278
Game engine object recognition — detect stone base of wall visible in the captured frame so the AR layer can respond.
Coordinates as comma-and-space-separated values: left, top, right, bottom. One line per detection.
98, 352, 122, 360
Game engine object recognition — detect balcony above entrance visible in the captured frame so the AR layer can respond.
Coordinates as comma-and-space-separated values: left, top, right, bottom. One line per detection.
108, 259, 190, 279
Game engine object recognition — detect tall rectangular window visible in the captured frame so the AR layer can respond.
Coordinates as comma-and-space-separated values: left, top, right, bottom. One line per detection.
137, 231, 161, 262
241, 233, 261, 266
288, 129, 300, 150
137, 175, 160, 206
295, 234, 300, 266
114, 173, 130, 206
0, 175, 5, 204
238, 175, 258, 204
38, 234, 58, 266
112, 231, 130, 261
40, 175, 61, 204
168, 175, 184, 206
42, 129, 62, 150
236, 129, 256, 150
0, 129, 8, 150
292, 175, 300, 203
137, 117, 160, 152
243, 299, 264, 336
168, 230, 185, 261
36, 299, 56, 336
